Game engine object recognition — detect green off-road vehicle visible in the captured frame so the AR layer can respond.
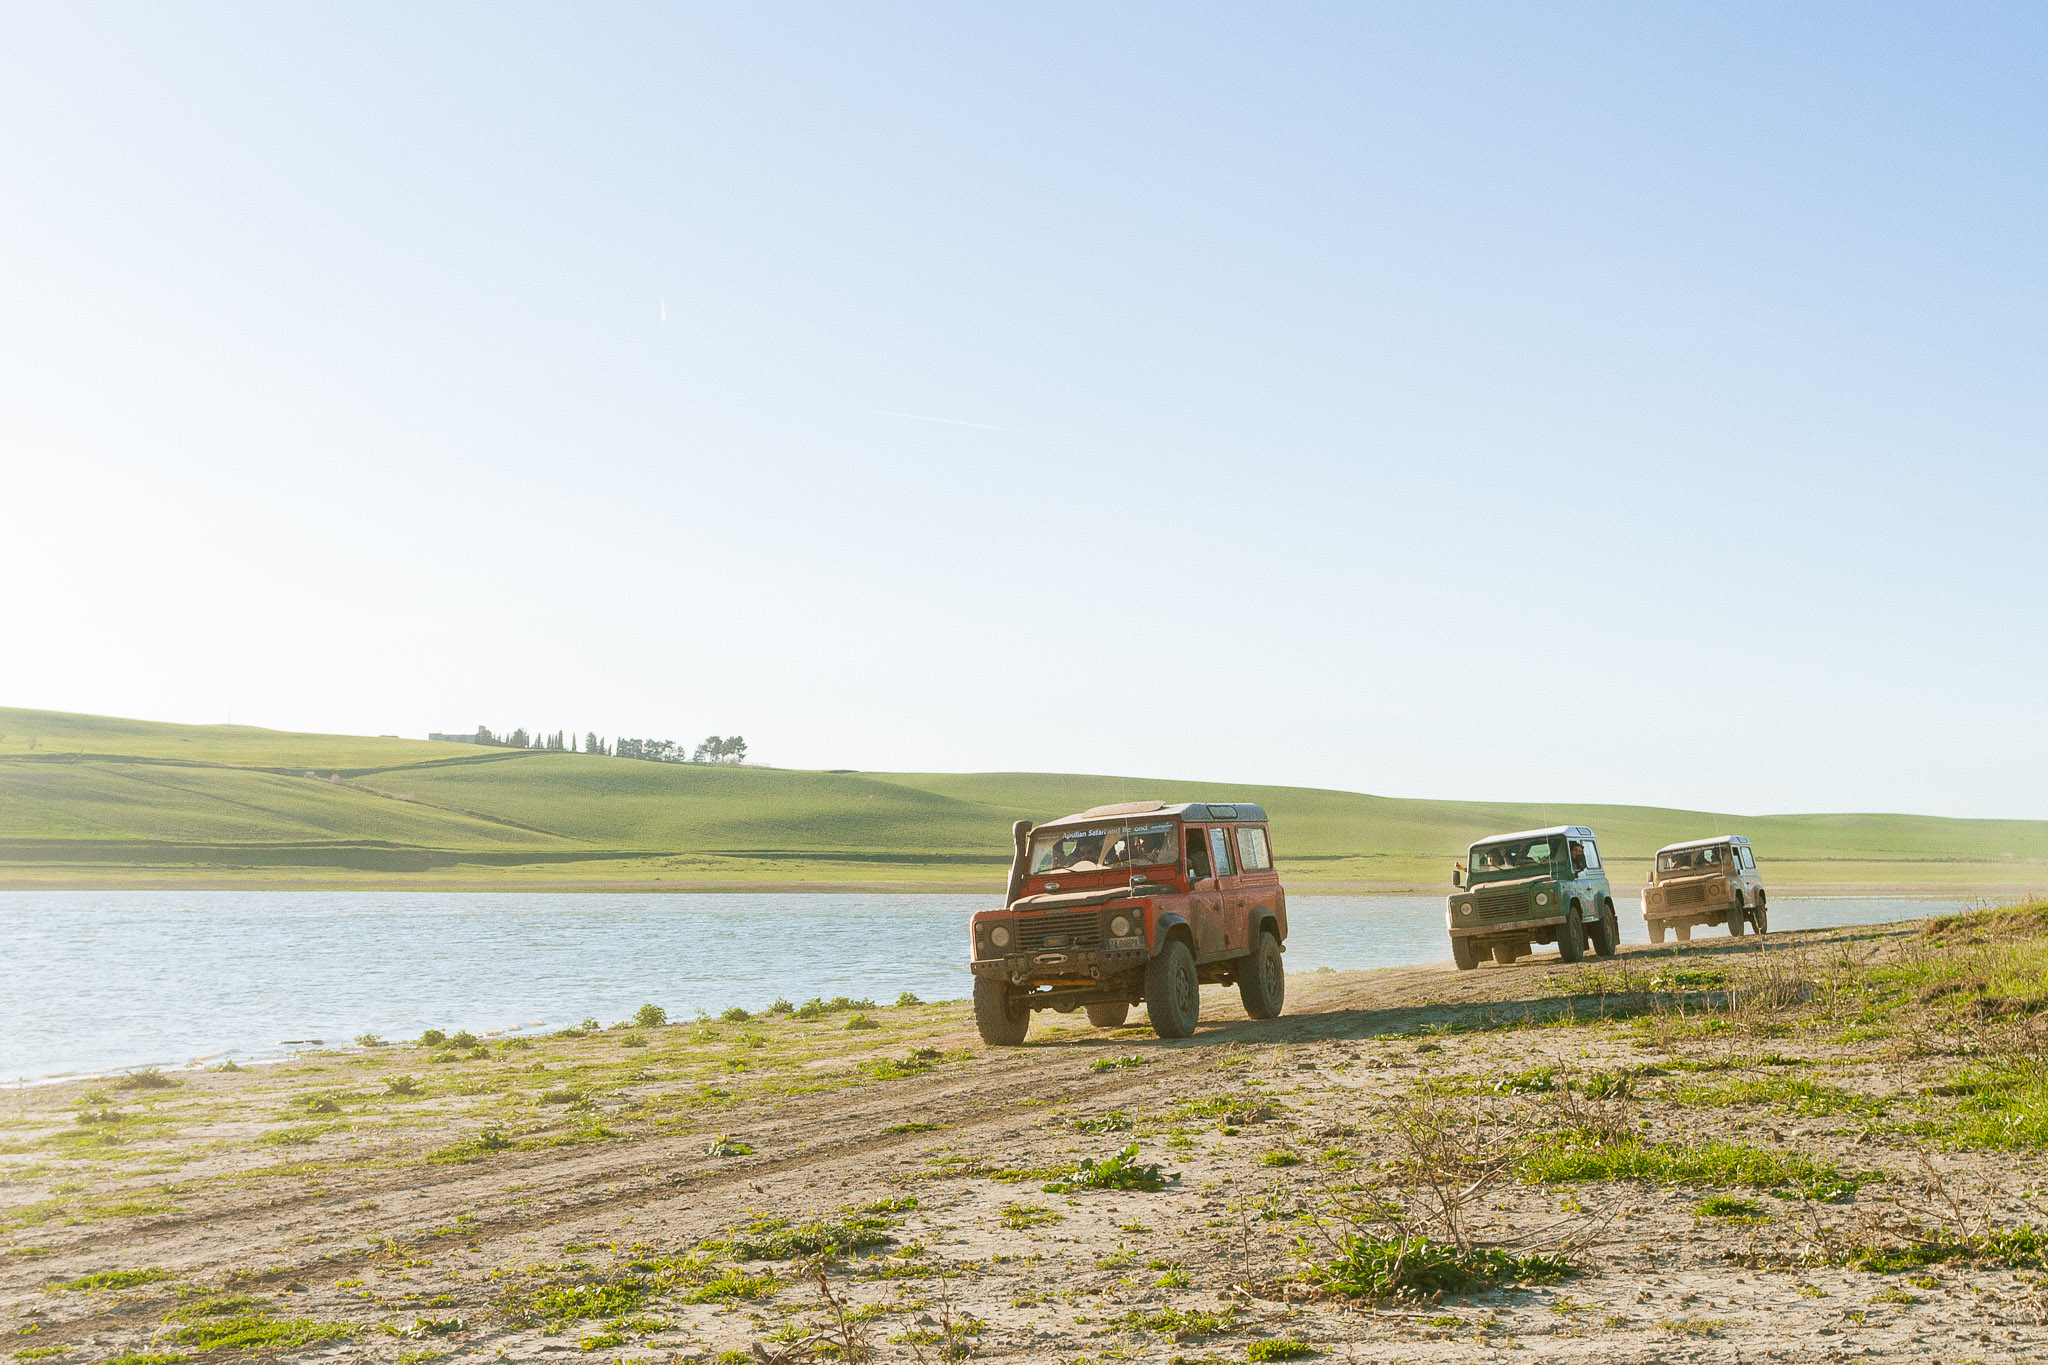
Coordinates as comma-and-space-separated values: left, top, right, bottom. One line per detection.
1446, 825, 1618, 969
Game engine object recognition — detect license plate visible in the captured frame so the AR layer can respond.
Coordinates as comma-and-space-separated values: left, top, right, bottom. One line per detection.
1105, 935, 1145, 953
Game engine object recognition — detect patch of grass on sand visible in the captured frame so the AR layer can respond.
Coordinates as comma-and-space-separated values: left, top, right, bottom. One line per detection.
1522, 1137, 1866, 1201
1305, 1235, 1575, 1300
57, 1268, 173, 1291
159, 1293, 354, 1352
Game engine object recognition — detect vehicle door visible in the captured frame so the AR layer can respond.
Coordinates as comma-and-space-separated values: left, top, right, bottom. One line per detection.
1572, 836, 1608, 910
1233, 823, 1279, 947
1182, 825, 1224, 955
1199, 825, 1238, 960
1736, 843, 1760, 900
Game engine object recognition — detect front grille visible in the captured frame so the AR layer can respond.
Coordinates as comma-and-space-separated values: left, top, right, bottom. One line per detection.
1475, 891, 1533, 923
1667, 885, 1707, 907
1014, 910, 1104, 953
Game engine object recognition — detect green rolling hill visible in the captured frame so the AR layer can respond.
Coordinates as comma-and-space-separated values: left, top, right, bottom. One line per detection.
0, 707, 2042, 892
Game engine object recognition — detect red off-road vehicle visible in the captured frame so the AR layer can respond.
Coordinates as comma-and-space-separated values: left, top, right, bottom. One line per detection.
967, 801, 1289, 1045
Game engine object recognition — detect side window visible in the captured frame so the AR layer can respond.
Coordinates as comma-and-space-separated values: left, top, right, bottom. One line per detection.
1186, 827, 1212, 879
1235, 826, 1272, 872
1574, 839, 1601, 871
1208, 827, 1236, 877
1739, 846, 1755, 870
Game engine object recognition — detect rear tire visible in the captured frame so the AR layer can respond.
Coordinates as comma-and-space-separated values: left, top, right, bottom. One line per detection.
1238, 931, 1285, 1020
1676, 923, 1693, 942
1649, 920, 1667, 945
1451, 936, 1479, 971
1557, 909, 1586, 962
1085, 1002, 1129, 1029
1754, 902, 1769, 934
1589, 903, 1618, 958
1144, 939, 1200, 1039
1728, 899, 1747, 936
1491, 944, 1517, 965
973, 978, 1030, 1046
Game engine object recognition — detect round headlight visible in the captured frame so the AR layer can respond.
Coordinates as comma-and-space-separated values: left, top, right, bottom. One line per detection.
1109, 915, 1132, 937
990, 925, 1012, 948
1459, 904, 1473, 916
1535, 892, 1550, 906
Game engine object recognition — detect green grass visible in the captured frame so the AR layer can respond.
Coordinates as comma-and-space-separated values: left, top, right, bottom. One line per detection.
1914, 1063, 2048, 1149
3, 706, 2043, 887
1306, 1235, 1575, 1300
56, 1268, 172, 1291
157, 1294, 355, 1352
1041, 1143, 1176, 1193
1523, 1137, 1866, 1200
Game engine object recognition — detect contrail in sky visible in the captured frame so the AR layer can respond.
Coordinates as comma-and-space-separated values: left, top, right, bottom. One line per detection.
857, 409, 1004, 432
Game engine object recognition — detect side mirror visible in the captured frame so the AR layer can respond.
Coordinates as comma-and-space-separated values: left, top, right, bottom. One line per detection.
1451, 868, 1463, 888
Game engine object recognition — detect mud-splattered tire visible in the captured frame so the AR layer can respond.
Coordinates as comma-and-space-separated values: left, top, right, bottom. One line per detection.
1754, 902, 1769, 935
1649, 920, 1667, 945
1491, 943, 1517, 965
1238, 931, 1285, 1020
1557, 909, 1586, 962
1451, 936, 1479, 971
1728, 900, 1747, 936
1086, 1002, 1129, 1029
1676, 923, 1693, 942
1591, 903, 1619, 958
973, 977, 1030, 1046
1144, 939, 1200, 1039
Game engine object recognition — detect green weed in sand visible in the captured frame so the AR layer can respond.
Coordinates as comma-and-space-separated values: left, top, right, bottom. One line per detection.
58, 1268, 172, 1291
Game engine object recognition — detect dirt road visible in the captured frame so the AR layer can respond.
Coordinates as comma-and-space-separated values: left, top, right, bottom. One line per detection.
5, 918, 2044, 1363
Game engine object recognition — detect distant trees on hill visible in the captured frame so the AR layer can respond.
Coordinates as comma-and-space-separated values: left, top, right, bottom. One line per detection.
462, 726, 747, 764
695, 735, 747, 764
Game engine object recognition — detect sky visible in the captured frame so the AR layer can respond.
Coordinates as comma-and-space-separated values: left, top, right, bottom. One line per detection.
1, 3, 2043, 819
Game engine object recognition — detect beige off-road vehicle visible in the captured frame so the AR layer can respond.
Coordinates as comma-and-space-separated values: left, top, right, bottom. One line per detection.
1642, 835, 1767, 942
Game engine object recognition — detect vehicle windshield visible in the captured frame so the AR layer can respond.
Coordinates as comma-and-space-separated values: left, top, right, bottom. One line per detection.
1468, 837, 1562, 879
1030, 821, 1179, 875
1658, 846, 1730, 875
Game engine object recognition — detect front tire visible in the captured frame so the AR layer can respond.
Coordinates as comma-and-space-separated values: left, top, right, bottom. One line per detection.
1144, 939, 1200, 1039
1451, 935, 1479, 971
1557, 909, 1586, 962
1238, 931, 1285, 1019
1086, 1002, 1130, 1029
973, 977, 1030, 1046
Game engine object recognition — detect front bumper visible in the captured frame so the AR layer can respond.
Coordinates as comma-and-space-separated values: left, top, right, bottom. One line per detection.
1448, 913, 1565, 939
970, 938, 1149, 982
1643, 891, 1736, 920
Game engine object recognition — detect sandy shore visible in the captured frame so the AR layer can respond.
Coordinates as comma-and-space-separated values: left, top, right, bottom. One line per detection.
5, 912, 2046, 1363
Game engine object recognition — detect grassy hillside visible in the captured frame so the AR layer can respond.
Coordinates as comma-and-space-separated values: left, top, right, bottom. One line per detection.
1, 706, 2043, 891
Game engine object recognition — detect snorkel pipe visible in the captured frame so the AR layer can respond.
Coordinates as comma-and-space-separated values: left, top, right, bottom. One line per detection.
1006, 820, 1032, 906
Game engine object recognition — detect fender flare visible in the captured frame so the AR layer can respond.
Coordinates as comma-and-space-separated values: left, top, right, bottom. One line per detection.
1149, 911, 1193, 951
1249, 905, 1281, 945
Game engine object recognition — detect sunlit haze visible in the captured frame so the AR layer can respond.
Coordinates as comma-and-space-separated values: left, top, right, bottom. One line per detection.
2, 4, 2043, 818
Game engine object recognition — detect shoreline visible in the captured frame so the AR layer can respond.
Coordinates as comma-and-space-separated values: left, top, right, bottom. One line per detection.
2, 873, 2040, 896
8, 910, 2048, 1363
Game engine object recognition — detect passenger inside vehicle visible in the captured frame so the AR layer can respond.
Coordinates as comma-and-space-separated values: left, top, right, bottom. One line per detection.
1186, 828, 1212, 879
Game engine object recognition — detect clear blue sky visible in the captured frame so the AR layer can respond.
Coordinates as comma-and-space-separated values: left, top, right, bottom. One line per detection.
2, 4, 2042, 818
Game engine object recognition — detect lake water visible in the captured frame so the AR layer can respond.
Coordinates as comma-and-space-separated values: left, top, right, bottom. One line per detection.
0, 890, 1999, 1083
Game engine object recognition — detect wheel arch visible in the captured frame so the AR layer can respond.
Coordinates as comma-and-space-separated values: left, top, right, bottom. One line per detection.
1150, 912, 1195, 952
